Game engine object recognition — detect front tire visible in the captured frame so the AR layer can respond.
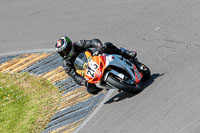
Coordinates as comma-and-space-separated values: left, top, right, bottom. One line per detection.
106, 74, 142, 93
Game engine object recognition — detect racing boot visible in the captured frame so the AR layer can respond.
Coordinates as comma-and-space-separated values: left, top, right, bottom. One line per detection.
120, 48, 137, 60
103, 42, 137, 59
120, 48, 141, 71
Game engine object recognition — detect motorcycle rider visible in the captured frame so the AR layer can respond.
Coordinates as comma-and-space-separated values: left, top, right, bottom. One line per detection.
55, 36, 137, 94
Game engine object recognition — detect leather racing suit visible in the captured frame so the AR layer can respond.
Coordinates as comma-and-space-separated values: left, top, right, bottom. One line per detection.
62, 39, 135, 94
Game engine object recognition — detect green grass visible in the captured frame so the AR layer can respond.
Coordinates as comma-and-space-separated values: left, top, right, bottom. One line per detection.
0, 72, 60, 133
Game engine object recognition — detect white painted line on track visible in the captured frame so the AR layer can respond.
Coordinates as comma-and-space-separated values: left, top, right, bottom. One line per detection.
74, 89, 115, 133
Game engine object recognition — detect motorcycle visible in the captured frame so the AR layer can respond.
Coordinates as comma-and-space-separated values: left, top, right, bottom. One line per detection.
74, 51, 151, 93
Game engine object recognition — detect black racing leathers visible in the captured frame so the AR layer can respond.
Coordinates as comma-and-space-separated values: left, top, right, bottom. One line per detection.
62, 39, 122, 94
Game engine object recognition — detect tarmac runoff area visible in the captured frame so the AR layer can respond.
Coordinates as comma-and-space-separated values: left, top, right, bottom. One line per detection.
0, 51, 107, 133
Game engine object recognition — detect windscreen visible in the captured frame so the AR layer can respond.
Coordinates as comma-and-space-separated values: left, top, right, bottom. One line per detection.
74, 52, 88, 70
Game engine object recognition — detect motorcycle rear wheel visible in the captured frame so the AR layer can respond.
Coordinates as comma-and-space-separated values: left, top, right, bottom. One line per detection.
107, 74, 142, 93
138, 62, 151, 81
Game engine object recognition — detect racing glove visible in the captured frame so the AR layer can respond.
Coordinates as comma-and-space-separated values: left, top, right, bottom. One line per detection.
89, 48, 103, 56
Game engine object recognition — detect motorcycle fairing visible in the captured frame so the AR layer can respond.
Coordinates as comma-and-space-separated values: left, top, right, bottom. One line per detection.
75, 51, 107, 84
133, 64, 143, 84
75, 51, 143, 85
104, 53, 143, 84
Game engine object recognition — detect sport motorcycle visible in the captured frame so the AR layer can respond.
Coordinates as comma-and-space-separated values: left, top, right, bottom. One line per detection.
74, 51, 151, 93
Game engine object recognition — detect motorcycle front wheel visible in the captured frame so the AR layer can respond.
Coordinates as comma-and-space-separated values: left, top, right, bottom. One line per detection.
106, 74, 142, 94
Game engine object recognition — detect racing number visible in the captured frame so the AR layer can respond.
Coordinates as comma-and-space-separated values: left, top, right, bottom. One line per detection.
90, 61, 98, 70
87, 70, 94, 77
86, 61, 99, 78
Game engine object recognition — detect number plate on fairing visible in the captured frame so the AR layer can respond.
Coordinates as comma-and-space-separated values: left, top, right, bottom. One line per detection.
86, 60, 99, 78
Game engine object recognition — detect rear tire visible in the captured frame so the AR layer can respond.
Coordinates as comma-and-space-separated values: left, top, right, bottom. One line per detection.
138, 62, 151, 81
106, 74, 142, 93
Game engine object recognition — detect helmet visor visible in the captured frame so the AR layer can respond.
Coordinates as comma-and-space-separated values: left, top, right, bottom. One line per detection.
56, 41, 72, 58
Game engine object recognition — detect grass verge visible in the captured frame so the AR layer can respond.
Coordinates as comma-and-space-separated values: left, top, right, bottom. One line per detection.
0, 72, 60, 133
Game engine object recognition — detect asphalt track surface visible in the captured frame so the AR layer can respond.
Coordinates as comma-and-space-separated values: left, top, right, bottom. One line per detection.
1, 0, 200, 133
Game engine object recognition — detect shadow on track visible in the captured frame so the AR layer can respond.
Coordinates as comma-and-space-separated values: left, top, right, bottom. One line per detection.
105, 73, 164, 104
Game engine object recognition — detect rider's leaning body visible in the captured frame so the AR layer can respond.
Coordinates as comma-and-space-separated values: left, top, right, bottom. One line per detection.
55, 36, 137, 94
